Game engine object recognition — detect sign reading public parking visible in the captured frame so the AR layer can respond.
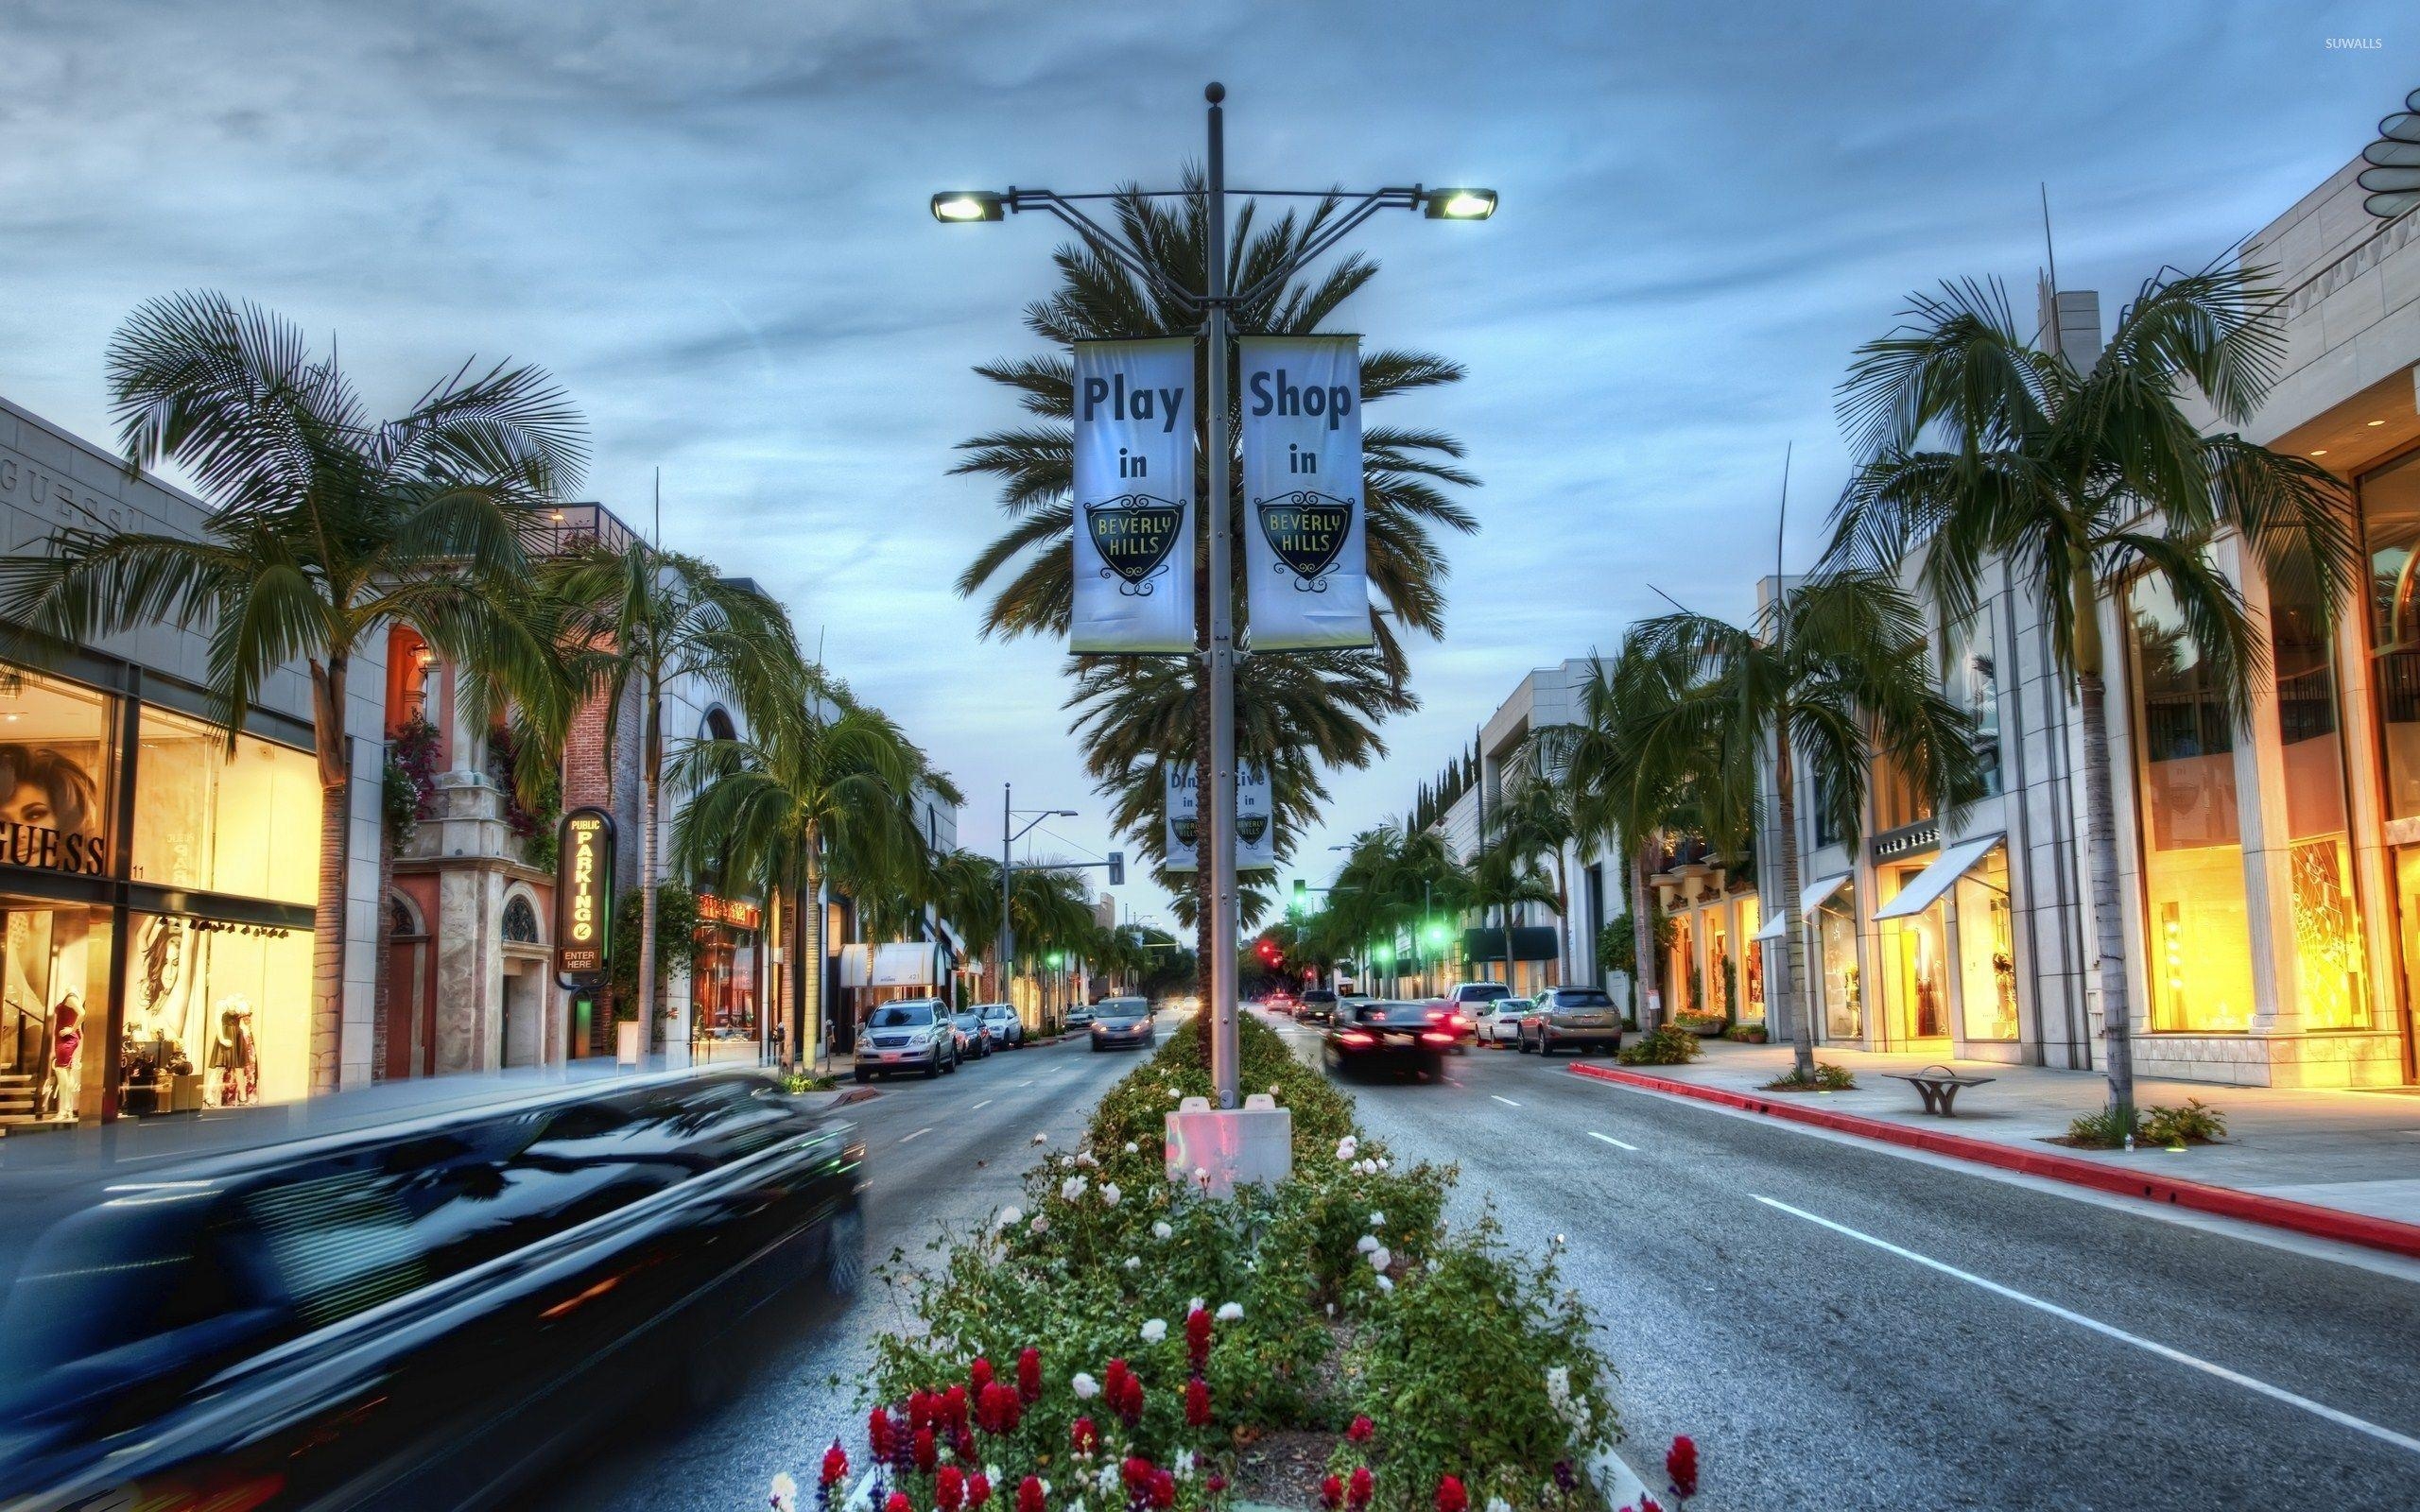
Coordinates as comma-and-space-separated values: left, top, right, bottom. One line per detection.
1239, 335, 1369, 649
1162, 760, 1273, 872
1071, 337, 1197, 653
554, 807, 616, 988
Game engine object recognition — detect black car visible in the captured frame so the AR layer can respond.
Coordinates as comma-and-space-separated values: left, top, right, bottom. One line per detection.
1321, 999, 1454, 1079
0, 1068, 865, 1512
952, 1007, 994, 1059
1088, 997, 1157, 1052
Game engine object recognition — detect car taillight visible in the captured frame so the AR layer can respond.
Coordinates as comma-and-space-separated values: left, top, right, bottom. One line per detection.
1338, 1030, 1376, 1047
1419, 1031, 1453, 1045
1449, 1013, 1471, 1030
1426, 1008, 1447, 1022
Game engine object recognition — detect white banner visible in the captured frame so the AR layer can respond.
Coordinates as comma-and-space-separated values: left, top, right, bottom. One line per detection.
1236, 761, 1275, 871
1161, 760, 1272, 871
1071, 337, 1196, 654
1164, 762, 1200, 873
1239, 335, 1370, 649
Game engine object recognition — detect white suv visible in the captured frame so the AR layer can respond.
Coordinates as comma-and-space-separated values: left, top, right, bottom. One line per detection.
854, 998, 959, 1081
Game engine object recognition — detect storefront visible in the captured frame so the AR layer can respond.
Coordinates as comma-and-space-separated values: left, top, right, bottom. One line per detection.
691, 890, 763, 1063
0, 658, 319, 1128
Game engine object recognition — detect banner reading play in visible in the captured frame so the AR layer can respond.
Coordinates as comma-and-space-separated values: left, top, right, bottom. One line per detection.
1071, 336, 1196, 654
1239, 335, 1370, 649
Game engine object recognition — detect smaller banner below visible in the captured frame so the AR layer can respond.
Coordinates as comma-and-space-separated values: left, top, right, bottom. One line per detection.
1071, 337, 1197, 654
1162, 760, 1275, 871
1236, 762, 1275, 871
1239, 334, 1371, 649
1164, 762, 1200, 873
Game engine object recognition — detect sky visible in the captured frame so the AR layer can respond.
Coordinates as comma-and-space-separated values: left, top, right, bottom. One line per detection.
0, 0, 2410, 930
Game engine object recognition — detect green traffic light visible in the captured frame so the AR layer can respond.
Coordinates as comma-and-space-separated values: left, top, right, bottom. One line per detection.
1047, 951, 1065, 967
1422, 920, 1450, 947
1371, 944, 1394, 967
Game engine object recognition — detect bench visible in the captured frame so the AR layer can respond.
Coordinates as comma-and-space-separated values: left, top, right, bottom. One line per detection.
1883, 1064, 1996, 1117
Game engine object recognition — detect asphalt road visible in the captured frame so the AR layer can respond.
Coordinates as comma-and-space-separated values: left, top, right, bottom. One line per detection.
1270, 1010, 2420, 1511
534, 1023, 1166, 1512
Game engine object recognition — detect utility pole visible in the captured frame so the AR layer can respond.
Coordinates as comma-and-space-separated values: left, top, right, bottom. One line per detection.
1201, 85, 1242, 1106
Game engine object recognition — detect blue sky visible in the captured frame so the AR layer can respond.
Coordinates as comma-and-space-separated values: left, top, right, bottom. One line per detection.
0, 0, 2408, 927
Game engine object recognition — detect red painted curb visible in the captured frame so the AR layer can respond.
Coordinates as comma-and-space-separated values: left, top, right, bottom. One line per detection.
1567, 1062, 2420, 1262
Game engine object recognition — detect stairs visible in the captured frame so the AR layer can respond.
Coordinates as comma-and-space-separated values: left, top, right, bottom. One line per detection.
0, 1071, 42, 1127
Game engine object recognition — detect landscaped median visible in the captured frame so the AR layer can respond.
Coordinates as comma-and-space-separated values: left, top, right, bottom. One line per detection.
1564, 1060, 2420, 1262
769, 1013, 1703, 1512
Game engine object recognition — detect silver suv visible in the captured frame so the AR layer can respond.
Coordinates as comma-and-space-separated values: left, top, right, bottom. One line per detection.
854, 998, 959, 1081
1517, 986, 1623, 1056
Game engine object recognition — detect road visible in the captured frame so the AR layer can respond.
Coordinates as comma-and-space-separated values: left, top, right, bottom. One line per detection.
1259, 1009, 2420, 1511
535, 1026, 1159, 1512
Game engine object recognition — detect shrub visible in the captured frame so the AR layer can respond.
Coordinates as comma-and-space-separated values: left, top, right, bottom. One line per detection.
1616, 1024, 1702, 1066
382, 715, 441, 856
2063, 1106, 2136, 1148
2144, 1097, 2228, 1146
1760, 1061, 1855, 1091
1671, 1012, 1727, 1034
1722, 1021, 1769, 1043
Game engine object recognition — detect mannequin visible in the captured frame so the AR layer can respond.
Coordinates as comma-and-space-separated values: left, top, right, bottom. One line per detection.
40, 993, 81, 1121
206, 996, 258, 1107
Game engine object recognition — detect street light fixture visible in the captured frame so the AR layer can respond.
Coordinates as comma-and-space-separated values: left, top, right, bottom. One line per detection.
1000, 784, 1080, 1019
939, 83, 1494, 1110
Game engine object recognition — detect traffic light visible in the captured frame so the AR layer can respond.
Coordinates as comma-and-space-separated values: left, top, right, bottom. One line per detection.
1422, 919, 1451, 950
1108, 850, 1125, 885
1047, 951, 1065, 968
1290, 877, 1307, 915
1371, 942, 1394, 967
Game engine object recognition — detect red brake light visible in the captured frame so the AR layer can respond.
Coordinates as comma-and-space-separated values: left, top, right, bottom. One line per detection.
1449, 1013, 1471, 1029
1426, 1008, 1447, 1023
1419, 1031, 1453, 1045
1338, 1030, 1376, 1047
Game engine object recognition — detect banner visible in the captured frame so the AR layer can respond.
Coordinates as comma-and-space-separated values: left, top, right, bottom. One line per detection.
1163, 762, 1199, 873
1239, 335, 1370, 649
1236, 761, 1275, 871
1160, 760, 1273, 872
1071, 337, 1196, 653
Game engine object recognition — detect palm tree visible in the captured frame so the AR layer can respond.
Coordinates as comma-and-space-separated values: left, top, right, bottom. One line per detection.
955, 178, 1477, 970
1829, 268, 2352, 1124
1467, 829, 1562, 986
0, 291, 583, 1092
1485, 766, 1580, 984
1632, 570, 1985, 1078
542, 540, 799, 1044
667, 666, 930, 1064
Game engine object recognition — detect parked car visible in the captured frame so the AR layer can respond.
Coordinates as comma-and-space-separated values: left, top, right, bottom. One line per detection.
854, 998, 959, 1081
1517, 986, 1624, 1056
1088, 997, 1157, 1052
951, 1007, 993, 1059
0, 1069, 867, 1512
1321, 998, 1454, 1079
1295, 988, 1339, 1025
1474, 996, 1530, 1044
980, 1002, 1027, 1048
1064, 1004, 1096, 1030
1436, 981, 1512, 1050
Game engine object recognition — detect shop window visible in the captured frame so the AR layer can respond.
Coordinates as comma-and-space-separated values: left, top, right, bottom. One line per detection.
1737, 897, 1766, 1021
1950, 611, 2003, 799
132, 707, 318, 905
122, 913, 311, 1109
0, 669, 114, 879
2128, 577, 2256, 1032
1816, 892, 1860, 1040
2361, 449, 2420, 808
2, 903, 108, 1122
1873, 755, 1934, 835
1881, 863, 1948, 1040
1705, 911, 1732, 1020
1667, 914, 1695, 1016
1955, 849, 2019, 1041
1811, 767, 1842, 850
2269, 572, 2370, 1028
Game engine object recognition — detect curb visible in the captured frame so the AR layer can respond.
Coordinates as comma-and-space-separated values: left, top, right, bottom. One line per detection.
1566, 1062, 2420, 1261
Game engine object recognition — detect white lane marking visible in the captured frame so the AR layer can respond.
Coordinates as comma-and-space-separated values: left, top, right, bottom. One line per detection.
968, 1099, 994, 1111
899, 1126, 933, 1144
1490, 1094, 1522, 1108
1020, 1079, 1036, 1088
1588, 1131, 1638, 1151
1752, 1194, 2420, 1458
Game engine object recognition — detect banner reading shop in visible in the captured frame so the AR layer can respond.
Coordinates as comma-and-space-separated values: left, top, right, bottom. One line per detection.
1071, 337, 1196, 654
1239, 335, 1370, 649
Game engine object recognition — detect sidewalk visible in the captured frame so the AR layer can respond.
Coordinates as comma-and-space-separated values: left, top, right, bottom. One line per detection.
1576, 1040, 2420, 1229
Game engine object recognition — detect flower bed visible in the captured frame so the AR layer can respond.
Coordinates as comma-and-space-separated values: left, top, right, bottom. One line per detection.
786, 1013, 1633, 1512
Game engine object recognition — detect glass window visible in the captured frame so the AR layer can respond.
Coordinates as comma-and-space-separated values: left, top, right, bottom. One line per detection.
4, 903, 109, 1122
1874, 758, 1934, 834
1816, 891, 1860, 1040
2365, 450, 2420, 820
1705, 912, 1733, 1020
1737, 897, 1766, 1021
2128, 577, 2256, 1031
1811, 767, 1842, 850
0, 668, 114, 879
1955, 849, 2019, 1041
132, 708, 319, 905
124, 912, 312, 1108
2270, 571, 2371, 1028
1881, 864, 1948, 1040
1951, 611, 2004, 799
1667, 915, 1695, 1015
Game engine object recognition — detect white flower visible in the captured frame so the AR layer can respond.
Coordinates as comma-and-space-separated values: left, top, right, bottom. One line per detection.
1374, 1274, 1395, 1294
987, 1465, 1003, 1486
1029, 1214, 1050, 1234
1061, 1176, 1089, 1202
1032, 1131, 1048, 1144
1075, 1151, 1098, 1167
1336, 1135, 1359, 1160
1124, 1256, 1141, 1271
1096, 1463, 1122, 1496
1216, 1301, 1243, 1322
1152, 1220, 1174, 1240
1074, 1371, 1099, 1399
1369, 1211, 1387, 1228
1125, 1141, 1139, 1154
1376, 1157, 1390, 1171
1189, 1296, 1205, 1314
1193, 1165, 1209, 1183
1356, 1234, 1379, 1254
998, 1207, 1023, 1228
1486, 1498, 1513, 1512
1140, 1317, 1167, 1345
1325, 1301, 1337, 1317
1369, 1245, 1392, 1271
1174, 1449, 1197, 1481
1100, 1182, 1122, 1207
1268, 1086, 1281, 1097
1426, 1258, 1442, 1274
770, 1471, 799, 1512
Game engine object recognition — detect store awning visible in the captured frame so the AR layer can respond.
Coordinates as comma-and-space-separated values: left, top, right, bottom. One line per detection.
839, 941, 942, 988
1753, 873, 1850, 940
1462, 925, 1560, 963
1873, 833, 2006, 921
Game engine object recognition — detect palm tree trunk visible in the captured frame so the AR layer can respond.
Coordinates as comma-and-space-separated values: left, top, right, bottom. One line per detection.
803, 828, 825, 1070
309, 657, 349, 1097
1774, 725, 1816, 1081
2078, 667, 2136, 1125
1631, 842, 1658, 1030
1552, 851, 1573, 987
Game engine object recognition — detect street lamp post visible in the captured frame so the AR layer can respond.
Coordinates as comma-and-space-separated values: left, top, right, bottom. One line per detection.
1000, 782, 1077, 1022
938, 85, 1494, 1109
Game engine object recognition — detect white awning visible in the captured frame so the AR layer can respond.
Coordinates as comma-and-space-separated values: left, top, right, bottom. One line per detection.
1754, 872, 1851, 940
1873, 833, 2006, 921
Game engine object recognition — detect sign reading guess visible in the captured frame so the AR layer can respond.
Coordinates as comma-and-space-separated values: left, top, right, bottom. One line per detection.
1239, 335, 1370, 649
1071, 337, 1197, 654
554, 807, 616, 988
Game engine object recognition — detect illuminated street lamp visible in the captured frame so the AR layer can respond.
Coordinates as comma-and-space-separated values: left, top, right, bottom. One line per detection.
935, 83, 1493, 1110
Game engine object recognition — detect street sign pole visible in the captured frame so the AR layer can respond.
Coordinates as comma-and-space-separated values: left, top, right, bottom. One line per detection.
1203, 83, 1242, 1109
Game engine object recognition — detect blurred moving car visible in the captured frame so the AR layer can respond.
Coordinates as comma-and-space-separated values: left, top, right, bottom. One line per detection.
1436, 982, 1510, 1051
1320, 999, 1453, 1079
1474, 996, 1530, 1044
1295, 988, 1339, 1025
979, 1002, 1026, 1048
1517, 986, 1624, 1056
1264, 988, 1298, 1016
854, 998, 959, 1081
1088, 997, 1157, 1052
951, 1006, 994, 1059
0, 1069, 866, 1512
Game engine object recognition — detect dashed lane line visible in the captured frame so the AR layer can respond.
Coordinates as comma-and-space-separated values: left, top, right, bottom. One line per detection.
899, 1127, 933, 1144
1588, 1131, 1638, 1151
1490, 1094, 1522, 1108
968, 1099, 993, 1111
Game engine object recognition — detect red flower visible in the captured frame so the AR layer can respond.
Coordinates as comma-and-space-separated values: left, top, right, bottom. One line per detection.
1319, 1475, 1344, 1510
1103, 1358, 1132, 1401
1206, 1475, 1228, 1495
1016, 1347, 1043, 1404
1122, 1457, 1154, 1493
1345, 1416, 1374, 1445
970, 1357, 995, 1392
1665, 1435, 1697, 1501
977, 1381, 1023, 1435
1347, 1466, 1374, 1511
1185, 1307, 1213, 1373
1115, 1372, 1146, 1425
1015, 1475, 1046, 1512
942, 1384, 970, 1435
886, 1495, 911, 1512
1149, 1469, 1176, 1510
869, 1407, 896, 1461
1436, 1475, 1468, 1512
939, 1467, 967, 1512
1072, 1417, 1099, 1454
1184, 1378, 1212, 1428
909, 1390, 936, 1431
913, 1427, 938, 1473
955, 1428, 977, 1463
968, 1473, 993, 1509
821, 1442, 850, 1487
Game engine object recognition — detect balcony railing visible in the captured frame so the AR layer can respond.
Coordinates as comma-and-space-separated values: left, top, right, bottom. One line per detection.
520, 501, 639, 558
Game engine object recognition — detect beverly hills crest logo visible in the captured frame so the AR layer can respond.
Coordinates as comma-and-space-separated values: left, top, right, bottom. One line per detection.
1084, 491, 1184, 595
1253, 489, 1354, 591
